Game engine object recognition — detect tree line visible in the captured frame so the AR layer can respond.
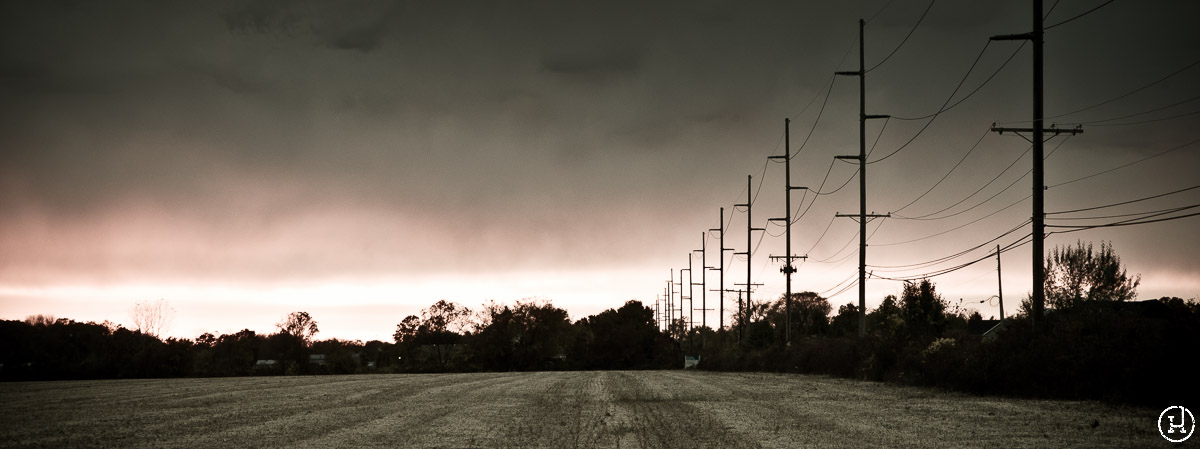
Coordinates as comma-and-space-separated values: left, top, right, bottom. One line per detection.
2, 240, 1195, 405
0, 299, 680, 380
693, 240, 1198, 405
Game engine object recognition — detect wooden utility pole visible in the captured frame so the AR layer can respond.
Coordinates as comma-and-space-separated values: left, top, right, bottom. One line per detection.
769, 118, 809, 343
836, 19, 890, 337
667, 274, 674, 332
686, 259, 694, 331
989, 0, 1082, 331
693, 233, 710, 329
734, 175, 766, 331
996, 244, 1005, 320
678, 267, 690, 332
709, 208, 733, 329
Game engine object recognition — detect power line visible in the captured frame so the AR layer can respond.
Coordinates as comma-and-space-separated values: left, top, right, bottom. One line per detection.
1087, 109, 1200, 127
1047, 184, 1200, 215
790, 74, 840, 158
1049, 137, 1200, 188
868, 39, 1026, 164
894, 144, 1031, 220
1042, 0, 1117, 31
875, 194, 1029, 247
1058, 93, 1200, 126
1047, 206, 1200, 233
888, 39, 1021, 122
891, 127, 990, 213
894, 135, 1071, 221
1045, 204, 1200, 221
869, 220, 1030, 271
1038, 57, 1200, 122
872, 233, 1032, 281
865, 0, 936, 73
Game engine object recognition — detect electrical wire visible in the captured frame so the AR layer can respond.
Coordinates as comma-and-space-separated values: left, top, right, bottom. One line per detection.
1045, 204, 1200, 221
1057, 93, 1200, 126
1049, 137, 1200, 188
868, 39, 1025, 164
865, 0, 936, 73
887, 40, 1006, 122
896, 135, 1069, 222
894, 144, 1031, 220
891, 127, 990, 214
872, 233, 1032, 281
1047, 206, 1200, 233
789, 75, 840, 159
1042, 0, 1117, 31
875, 194, 1029, 247
1047, 184, 1200, 215
1039, 58, 1200, 122
869, 220, 1030, 271
1087, 109, 1200, 127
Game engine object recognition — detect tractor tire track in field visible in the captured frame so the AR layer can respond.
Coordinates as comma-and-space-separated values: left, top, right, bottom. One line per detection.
0, 371, 1160, 448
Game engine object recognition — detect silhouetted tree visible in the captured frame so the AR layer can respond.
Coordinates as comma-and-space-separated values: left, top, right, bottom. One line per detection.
131, 299, 175, 337
471, 299, 572, 371
579, 300, 659, 369
276, 311, 319, 345
867, 294, 903, 339
830, 303, 859, 337
1045, 240, 1140, 309
901, 279, 947, 339
765, 292, 831, 338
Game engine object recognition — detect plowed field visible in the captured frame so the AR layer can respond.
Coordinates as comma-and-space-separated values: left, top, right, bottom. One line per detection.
0, 371, 1161, 448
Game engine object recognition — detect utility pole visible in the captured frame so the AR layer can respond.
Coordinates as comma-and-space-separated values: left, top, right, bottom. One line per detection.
989, 0, 1082, 331
734, 175, 766, 332
679, 267, 691, 332
709, 208, 733, 330
667, 274, 674, 334
836, 19, 890, 337
685, 258, 694, 331
769, 118, 809, 343
693, 233, 711, 329
996, 244, 1005, 320
655, 294, 660, 330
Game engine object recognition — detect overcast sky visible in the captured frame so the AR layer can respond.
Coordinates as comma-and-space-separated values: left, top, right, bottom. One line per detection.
2, 0, 1198, 341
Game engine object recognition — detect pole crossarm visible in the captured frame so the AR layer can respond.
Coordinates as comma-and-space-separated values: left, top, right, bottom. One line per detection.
990, 125, 1083, 135
991, 33, 1033, 41
835, 212, 891, 223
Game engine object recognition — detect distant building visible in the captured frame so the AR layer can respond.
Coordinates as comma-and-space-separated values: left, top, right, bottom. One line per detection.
308, 354, 326, 366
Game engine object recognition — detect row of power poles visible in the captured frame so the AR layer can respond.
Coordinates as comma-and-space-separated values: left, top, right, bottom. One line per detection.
654, 0, 1077, 338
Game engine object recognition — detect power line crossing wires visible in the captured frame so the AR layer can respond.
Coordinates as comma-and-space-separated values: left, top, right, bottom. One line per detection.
1042, 0, 1117, 31
867, 38, 1026, 164
865, 0, 936, 73
1039, 57, 1200, 122
1048, 137, 1200, 188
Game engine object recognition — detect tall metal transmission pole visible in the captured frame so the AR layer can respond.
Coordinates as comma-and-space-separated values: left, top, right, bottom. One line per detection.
836, 19, 890, 337
734, 175, 765, 331
769, 118, 809, 343
709, 208, 732, 329
990, 0, 1081, 332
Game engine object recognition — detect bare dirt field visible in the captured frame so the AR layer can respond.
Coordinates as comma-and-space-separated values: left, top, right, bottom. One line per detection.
0, 371, 1166, 448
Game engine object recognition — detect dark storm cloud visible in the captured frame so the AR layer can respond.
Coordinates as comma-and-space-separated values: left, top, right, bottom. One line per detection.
1, 0, 1197, 290
220, 0, 396, 53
